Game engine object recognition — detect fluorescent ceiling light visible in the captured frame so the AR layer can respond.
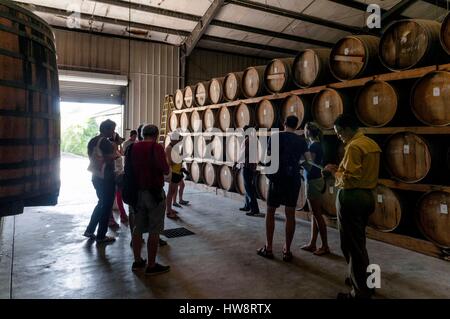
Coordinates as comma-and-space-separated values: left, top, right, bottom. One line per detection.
58, 70, 128, 86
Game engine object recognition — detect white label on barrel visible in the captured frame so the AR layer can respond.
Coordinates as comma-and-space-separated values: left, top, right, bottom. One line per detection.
373, 96, 379, 105
241, 112, 244, 118
344, 48, 349, 55
325, 100, 330, 109
433, 87, 440, 97
229, 83, 233, 88
329, 187, 334, 194
440, 204, 448, 214
274, 67, 278, 73
223, 114, 226, 119
403, 144, 410, 154
249, 79, 253, 86
224, 170, 227, 176
263, 109, 267, 116
290, 106, 294, 112
377, 194, 383, 203
303, 60, 308, 68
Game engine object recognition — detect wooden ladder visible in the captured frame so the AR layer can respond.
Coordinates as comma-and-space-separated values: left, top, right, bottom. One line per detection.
159, 94, 174, 144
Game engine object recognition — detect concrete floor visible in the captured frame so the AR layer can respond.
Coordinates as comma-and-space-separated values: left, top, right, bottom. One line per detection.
0, 154, 449, 299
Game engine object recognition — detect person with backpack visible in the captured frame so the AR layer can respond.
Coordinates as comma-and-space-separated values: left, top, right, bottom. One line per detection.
257, 116, 312, 262
84, 119, 118, 244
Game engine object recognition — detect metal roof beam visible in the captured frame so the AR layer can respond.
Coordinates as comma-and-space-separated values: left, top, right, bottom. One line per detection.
381, 0, 419, 24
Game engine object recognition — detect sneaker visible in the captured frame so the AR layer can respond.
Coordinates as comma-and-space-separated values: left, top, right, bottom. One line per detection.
159, 238, 168, 246
96, 236, 116, 244
145, 263, 170, 276
83, 231, 96, 239
239, 207, 251, 212
132, 258, 147, 271
179, 200, 190, 206
246, 211, 260, 216
173, 202, 182, 208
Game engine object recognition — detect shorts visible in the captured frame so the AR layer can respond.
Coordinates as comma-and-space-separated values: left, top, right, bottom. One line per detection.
171, 173, 183, 184
307, 178, 325, 200
133, 189, 166, 235
267, 177, 301, 208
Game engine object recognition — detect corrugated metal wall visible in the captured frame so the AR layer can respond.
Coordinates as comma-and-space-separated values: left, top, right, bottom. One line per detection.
54, 29, 180, 132
186, 49, 269, 85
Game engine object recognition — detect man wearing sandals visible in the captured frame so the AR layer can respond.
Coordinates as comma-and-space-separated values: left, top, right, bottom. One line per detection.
257, 116, 311, 262
130, 125, 170, 275
323, 115, 380, 299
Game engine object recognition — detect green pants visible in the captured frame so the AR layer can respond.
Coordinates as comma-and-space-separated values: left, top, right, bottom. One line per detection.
336, 188, 375, 298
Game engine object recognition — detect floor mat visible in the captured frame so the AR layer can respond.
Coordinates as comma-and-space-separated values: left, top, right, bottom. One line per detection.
162, 227, 195, 238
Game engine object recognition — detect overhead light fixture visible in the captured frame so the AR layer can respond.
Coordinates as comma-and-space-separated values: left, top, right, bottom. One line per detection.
58, 70, 128, 86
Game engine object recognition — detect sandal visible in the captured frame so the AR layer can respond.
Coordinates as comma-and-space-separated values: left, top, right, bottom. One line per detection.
257, 246, 274, 259
283, 251, 293, 262
300, 244, 316, 252
313, 247, 330, 256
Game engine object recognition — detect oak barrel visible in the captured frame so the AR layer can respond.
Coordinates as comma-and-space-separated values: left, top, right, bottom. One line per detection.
168, 113, 178, 132
281, 95, 306, 129
330, 35, 381, 81
209, 77, 225, 104
257, 174, 270, 201
293, 49, 332, 88
312, 89, 346, 129
224, 71, 244, 101
264, 58, 294, 93
441, 13, 450, 55
369, 185, 402, 232
203, 108, 216, 131
242, 65, 266, 98
211, 135, 224, 161
416, 191, 450, 248
183, 85, 195, 108
355, 80, 398, 127
384, 132, 431, 183
320, 177, 337, 217
226, 135, 243, 163
190, 161, 203, 183
203, 163, 218, 187
0, 1, 60, 216
256, 100, 277, 129
190, 109, 203, 132
218, 106, 232, 132
183, 135, 194, 158
380, 19, 445, 71
234, 168, 245, 195
180, 112, 190, 132
195, 81, 210, 107
411, 71, 450, 126
234, 103, 255, 129
194, 135, 208, 158
218, 165, 234, 191
174, 89, 185, 110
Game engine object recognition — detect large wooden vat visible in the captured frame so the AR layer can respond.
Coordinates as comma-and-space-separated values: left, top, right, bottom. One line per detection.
256, 100, 277, 129
218, 165, 234, 191
209, 77, 225, 104
183, 85, 195, 108
441, 13, 450, 55
380, 19, 445, 71
242, 65, 266, 98
168, 113, 178, 132
355, 80, 398, 127
411, 71, 450, 126
264, 58, 294, 93
203, 163, 218, 187
234, 103, 255, 129
180, 112, 190, 132
369, 185, 402, 232
416, 191, 450, 248
224, 72, 244, 101
312, 89, 347, 129
330, 35, 381, 81
280, 95, 306, 129
218, 106, 232, 132
190, 109, 203, 132
194, 81, 210, 107
293, 49, 332, 88
174, 89, 185, 110
384, 132, 431, 183
190, 161, 203, 183
0, 1, 60, 216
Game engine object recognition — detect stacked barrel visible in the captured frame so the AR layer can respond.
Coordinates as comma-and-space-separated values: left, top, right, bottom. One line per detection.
0, 1, 60, 217
170, 17, 450, 250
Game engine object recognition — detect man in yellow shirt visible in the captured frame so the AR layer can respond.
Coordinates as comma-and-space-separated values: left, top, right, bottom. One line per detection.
324, 114, 381, 299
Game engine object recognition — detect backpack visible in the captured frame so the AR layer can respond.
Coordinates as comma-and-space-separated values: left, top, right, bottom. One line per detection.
122, 143, 138, 207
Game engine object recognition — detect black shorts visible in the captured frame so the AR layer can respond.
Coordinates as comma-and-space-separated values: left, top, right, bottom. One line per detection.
171, 173, 183, 184
267, 177, 301, 208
